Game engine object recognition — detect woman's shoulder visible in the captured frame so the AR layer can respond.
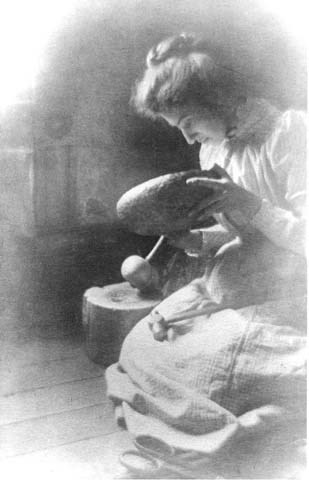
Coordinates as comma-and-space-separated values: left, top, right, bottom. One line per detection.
232, 98, 306, 151
275, 109, 307, 134
266, 108, 307, 153
264, 107, 307, 175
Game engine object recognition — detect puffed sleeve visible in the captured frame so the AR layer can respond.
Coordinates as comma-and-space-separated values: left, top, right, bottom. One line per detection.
251, 110, 306, 256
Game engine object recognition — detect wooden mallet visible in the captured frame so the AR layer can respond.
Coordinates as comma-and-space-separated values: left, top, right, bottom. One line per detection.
121, 235, 165, 292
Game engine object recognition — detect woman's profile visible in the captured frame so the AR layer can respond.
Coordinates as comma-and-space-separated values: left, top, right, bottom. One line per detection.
106, 33, 306, 479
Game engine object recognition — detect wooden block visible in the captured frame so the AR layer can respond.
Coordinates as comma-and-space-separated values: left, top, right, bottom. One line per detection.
83, 282, 161, 366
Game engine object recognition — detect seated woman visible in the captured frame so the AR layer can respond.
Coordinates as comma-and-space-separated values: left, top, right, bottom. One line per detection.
106, 33, 306, 479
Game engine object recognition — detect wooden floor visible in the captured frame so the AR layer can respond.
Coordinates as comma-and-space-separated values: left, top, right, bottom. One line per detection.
0, 306, 132, 480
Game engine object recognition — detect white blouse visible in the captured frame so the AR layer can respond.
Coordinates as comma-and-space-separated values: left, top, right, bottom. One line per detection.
199, 101, 306, 257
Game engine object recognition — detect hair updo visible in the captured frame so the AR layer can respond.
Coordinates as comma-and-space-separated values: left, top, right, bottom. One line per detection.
146, 33, 197, 67
131, 33, 244, 120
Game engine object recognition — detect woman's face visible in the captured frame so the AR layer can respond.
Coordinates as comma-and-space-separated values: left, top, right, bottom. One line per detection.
161, 107, 227, 145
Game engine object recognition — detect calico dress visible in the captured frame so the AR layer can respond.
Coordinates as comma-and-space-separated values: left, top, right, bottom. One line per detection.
106, 99, 306, 477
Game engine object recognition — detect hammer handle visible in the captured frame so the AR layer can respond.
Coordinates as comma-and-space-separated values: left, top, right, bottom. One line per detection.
164, 303, 220, 324
145, 235, 165, 262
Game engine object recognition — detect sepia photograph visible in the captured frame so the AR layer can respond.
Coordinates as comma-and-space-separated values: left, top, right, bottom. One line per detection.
0, 0, 307, 478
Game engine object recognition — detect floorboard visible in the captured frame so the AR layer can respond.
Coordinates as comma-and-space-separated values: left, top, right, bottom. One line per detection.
0, 306, 132, 478
0, 333, 84, 368
1, 430, 132, 480
0, 376, 108, 426
0, 403, 117, 459
1, 354, 104, 396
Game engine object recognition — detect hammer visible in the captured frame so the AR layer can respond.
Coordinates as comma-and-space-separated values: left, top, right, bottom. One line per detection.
121, 235, 165, 291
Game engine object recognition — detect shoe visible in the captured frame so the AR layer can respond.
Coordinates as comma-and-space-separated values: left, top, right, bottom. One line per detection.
119, 450, 161, 478
133, 435, 219, 478
119, 449, 193, 478
119, 448, 222, 479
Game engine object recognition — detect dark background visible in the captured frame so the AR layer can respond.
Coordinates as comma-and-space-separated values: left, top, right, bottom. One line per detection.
0, 0, 306, 330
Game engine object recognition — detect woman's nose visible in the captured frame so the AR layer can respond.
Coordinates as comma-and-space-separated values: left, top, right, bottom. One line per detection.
181, 128, 196, 145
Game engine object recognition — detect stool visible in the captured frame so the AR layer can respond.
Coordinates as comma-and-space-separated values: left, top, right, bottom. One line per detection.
83, 282, 161, 366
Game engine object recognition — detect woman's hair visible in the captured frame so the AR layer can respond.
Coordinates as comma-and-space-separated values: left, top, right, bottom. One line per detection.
131, 33, 244, 120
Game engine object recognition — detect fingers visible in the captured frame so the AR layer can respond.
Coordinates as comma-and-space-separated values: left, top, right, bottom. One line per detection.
189, 190, 224, 210
193, 198, 229, 223
186, 177, 226, 189
212, 163, 233, 181
188, 191, 226, 219
148, 311, 168, 342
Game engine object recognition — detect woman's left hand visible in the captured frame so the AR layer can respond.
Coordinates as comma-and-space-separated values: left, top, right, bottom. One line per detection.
166, 230, 203, 252
187, 164, 262, 226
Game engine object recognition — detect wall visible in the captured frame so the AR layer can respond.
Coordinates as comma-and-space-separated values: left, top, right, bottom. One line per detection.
0, 0, 306, 327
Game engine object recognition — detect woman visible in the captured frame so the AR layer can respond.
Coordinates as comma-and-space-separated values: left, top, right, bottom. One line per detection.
106, 34, 306, 478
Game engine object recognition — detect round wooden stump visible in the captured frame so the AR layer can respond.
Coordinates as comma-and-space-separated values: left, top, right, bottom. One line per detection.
83, 282, 161, 366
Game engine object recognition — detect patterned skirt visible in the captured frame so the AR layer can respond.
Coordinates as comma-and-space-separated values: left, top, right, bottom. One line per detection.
106, 233, 306, 477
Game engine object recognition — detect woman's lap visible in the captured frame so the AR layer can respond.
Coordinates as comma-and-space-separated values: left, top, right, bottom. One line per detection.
107, 304, 306, 428
105, 233, 306, 474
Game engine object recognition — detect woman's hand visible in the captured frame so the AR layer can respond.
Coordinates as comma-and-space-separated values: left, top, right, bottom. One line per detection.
187, 165, 262, 226
166, 230, 203, 253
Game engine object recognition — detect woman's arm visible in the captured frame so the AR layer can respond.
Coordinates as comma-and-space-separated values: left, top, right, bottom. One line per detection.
250, 199, 305, 256
188, 109, 307, 258
188, 111, 306, 256
250, 110, 306, 256
187, 172, 306, 257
